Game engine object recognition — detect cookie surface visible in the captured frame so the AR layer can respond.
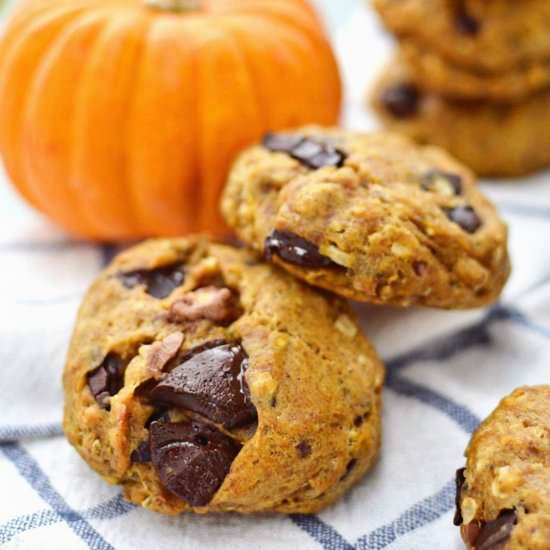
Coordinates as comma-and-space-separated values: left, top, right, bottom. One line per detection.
371, 58, 550, 177
221, 127, 509, 308
373, 0, 550, 73
63, 237, 384, 515
400, 39, 550, 102
455, 386, 550, 550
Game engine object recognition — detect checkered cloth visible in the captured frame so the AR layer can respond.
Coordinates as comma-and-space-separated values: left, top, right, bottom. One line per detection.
1, 2, 549, 549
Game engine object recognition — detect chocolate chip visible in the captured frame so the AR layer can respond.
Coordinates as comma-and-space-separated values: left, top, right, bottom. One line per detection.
118, 264, 185, 299
150, 341, 257, 429
381, 84, 420, 118
354, 415, 364, 427
421, 170, 463, 195
265, 230, 338, 269
144, 409, 170, 429
87, 354, 125, 409
150, 420, 241, 506
474, 509, 517, 550
341, 458, 357, 481
290, 139, 345, 170
446, 206, 482, 233
454, 467, 466, 526
296, 441, 312, 458
262, 132, 346, 169
455, 1, 480, 35
262, 132, 305, 153
130, 440, 151, 464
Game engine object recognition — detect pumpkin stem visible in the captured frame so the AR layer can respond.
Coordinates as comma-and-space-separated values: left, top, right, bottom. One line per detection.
145, 0, 202, 13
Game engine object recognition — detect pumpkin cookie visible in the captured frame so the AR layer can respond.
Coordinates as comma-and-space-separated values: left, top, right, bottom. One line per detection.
400, 39, 550, 102
454, 386, 550, 550
221, 127, 509, 308
372, 0, 550, 73
63, 237, 384, 515
370, 57, 550, 177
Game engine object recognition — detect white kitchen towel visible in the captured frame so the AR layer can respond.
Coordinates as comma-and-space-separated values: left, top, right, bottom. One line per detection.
0, 1, 549, 549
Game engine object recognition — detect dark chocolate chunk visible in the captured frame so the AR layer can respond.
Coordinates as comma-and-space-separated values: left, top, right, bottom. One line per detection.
262, 132, 305, 153
341, 458, 357, 481
87, 354, 125, 409
264, 230, 338, 269
150, 341, 257, 429
421, 170, 463, 195
290, 139, 345, 170
296, 440, 312, 459
474, 509, 517, 550
446, 206, 482, 233
454, 467, 466, 526
150, 420, 241, 506
118, 263, 185, 299
130, 440, 152, 464
455, 1, 480, 35
262, 132, 346, 169
381, 84, 420, 118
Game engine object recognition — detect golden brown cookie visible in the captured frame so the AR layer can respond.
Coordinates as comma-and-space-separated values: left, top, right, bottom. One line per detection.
370, 57, 550, 177
373, 0, 550, 73
63, 237, 384, 515
400, 39, 550, 102
454, 386, 550, 550
221, 127, 509, 309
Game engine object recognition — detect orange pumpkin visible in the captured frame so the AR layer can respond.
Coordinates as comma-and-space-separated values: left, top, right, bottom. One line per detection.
0, 0, 341, 240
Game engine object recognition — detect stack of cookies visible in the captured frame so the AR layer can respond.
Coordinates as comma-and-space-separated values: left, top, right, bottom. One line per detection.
64, 125, 544, 550
369, 0, 550, 177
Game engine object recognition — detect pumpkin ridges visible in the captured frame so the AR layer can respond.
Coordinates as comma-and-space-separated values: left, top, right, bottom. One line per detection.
20, 11, 114, 236
0, 4, 93, 212
193, 19, 264, 232
125, 17, 202, 237
70, 12, 150, 239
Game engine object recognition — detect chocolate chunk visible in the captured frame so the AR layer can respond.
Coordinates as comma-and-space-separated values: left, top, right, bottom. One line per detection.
262, 132, 346, 169
341, 458, 357, 481
87, 354, 125, 409
150, 420, 241, 506
421, 170, 463, 195
446, 206, 482, 233
296, 440, 312, 459
130, 440, 151, 464
474, 509, 517, 550
265, 230, 338, 269
290, 139, 345, 170
118, 263, 185, 299
354, 415, 364, 427
150, 342, 257, 429
454, 467, 466, 526
455, 1, 480, 35
262, 132, 305, 153
169, 287, 241, 325
381, 84, 420, 118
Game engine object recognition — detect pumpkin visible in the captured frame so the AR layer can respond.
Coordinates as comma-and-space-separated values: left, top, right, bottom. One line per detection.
0, 0, 341, 240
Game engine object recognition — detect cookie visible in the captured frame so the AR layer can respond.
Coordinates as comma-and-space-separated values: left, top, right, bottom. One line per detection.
400, 39, 550, 102
370, 57, 550, 177
63, 237, 384, 515
221, 127, 509, 309
454, 386, 550, 550
373, 0, 550, 73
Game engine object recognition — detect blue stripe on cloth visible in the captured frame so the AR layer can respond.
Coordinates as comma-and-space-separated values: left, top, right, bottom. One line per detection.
355, 480, 455, 550
0, 423, 63, 442
291, 515, 354, 550
386, 374, 480, 434
0, 495, 134, 546
0, 442, 115, 550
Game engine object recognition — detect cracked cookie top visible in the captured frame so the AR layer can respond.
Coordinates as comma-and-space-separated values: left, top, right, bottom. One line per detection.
63, 237, 383, 515
221, 127, 509, 309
